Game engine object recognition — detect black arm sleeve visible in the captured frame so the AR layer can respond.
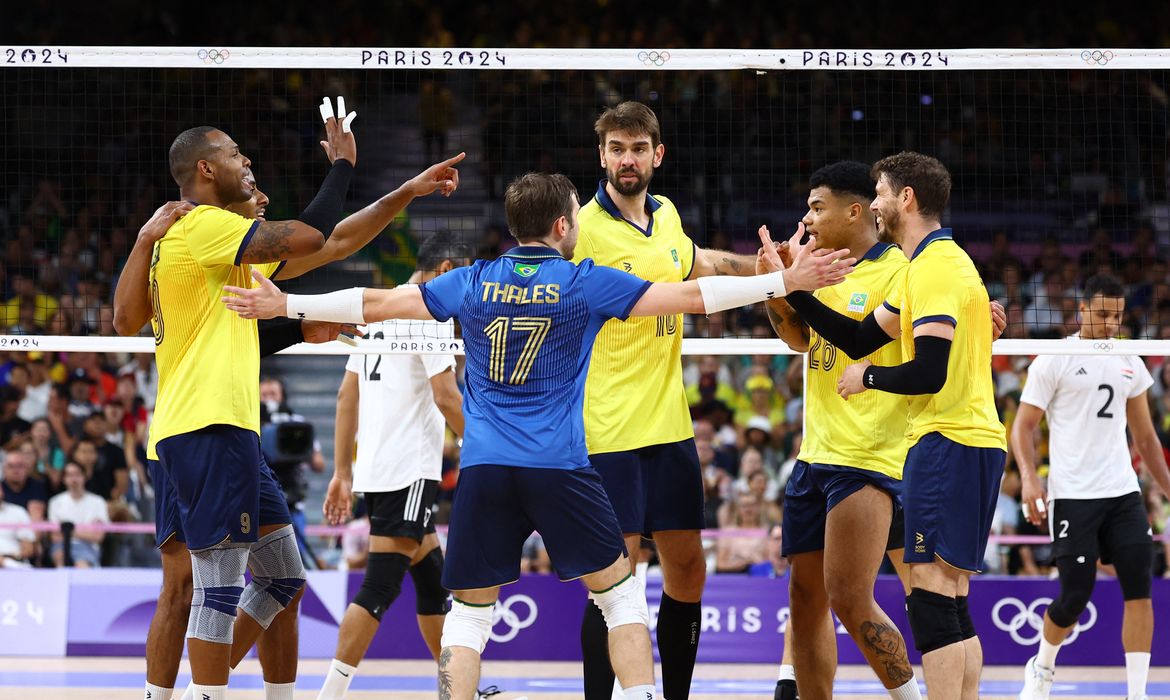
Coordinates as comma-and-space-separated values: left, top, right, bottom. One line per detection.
258, 318, 305, 358
297, 160, 354, 239
785, 291, 894, 359
862, 335, 952, 395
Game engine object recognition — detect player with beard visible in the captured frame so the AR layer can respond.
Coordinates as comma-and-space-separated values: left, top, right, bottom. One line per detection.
572, 101, 762, 700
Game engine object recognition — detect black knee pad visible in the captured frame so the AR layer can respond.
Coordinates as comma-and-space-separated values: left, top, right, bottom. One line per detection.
1111, 544, 1153, 601
905, 588, 962, 654
409, 546, 450, 616
352, 552, 410, 622
1047, 555, 1097, 628
955, 595, 976, 641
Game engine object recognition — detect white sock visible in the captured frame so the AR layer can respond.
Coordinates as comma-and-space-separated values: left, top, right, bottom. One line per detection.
179, 683, 195, 700
191, 685, 227, 700
778, 664, 796, 682
1036, 636, 1060, 670
265, 681, 296, 700
888, 677, 922, 699
318, 658, 358, 700
622, 684, 657, 700
1126, 652, 1151, 698
144, 684, 174, 700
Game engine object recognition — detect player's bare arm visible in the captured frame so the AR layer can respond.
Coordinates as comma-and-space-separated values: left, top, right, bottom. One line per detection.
1126, 390, 1170, 498
112, 200, 194, 335
630, 225, 855, 317
688, 245, 758, 278
275, 152, 465, 280
1010, 401, 1049, 527
756, 236, 811, 351
430, 369, 465, 438
324, 370, 359, 526
223, 269, 434, 322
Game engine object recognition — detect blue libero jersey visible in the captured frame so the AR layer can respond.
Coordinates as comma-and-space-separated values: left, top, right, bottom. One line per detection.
420, 246, 651, 470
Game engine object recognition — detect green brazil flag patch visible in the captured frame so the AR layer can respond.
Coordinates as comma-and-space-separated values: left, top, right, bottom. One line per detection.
847, 292, 868, 313
514, 262, 539, 278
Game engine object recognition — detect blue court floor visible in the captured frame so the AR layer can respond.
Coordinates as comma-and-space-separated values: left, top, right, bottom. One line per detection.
1, 658, 1164, 698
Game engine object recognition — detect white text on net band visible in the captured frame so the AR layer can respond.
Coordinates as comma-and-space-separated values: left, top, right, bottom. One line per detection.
0, 46, 1159, 71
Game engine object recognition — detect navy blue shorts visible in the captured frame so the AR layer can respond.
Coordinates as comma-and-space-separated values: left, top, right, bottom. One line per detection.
781, 460, 904, 557
154, 424, 292, 551
902, 432, 1006, 572
590, 438, 705, 536
442, 465, 626, 591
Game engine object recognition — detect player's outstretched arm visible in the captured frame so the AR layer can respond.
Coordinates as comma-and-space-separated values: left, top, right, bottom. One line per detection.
430, 369, 465, 438
223, 269, 434, 323
239, 99, 358, 265
112, 201, 193, 335
629, 224, 855, 317
1011, 401, 1049, 527
275, 152, 465, 280
688, 245, 759, 278
1127, 391, 1170, 499
836, 322, 953, 399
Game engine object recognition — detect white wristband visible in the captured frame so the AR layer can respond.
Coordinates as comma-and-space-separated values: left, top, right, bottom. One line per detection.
696, 271, 787, 314
286, 287, 366, 324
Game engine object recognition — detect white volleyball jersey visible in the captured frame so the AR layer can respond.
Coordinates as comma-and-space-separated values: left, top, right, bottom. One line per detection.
1019, 338, 1153, 500
344, 318, 457, 493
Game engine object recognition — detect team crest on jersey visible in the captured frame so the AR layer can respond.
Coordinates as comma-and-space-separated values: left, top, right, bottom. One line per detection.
847, 292, 868, 313
513, 262, 539, 278
671, 248, 681, 268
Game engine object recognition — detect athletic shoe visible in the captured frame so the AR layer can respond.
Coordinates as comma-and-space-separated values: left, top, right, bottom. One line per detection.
1019, 656, 1054, 700
774, 678, 798, 700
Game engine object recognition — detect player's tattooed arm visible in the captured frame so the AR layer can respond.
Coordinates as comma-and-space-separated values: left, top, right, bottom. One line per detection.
766, 298, 812, 352
689, 246, 758, 278
239, 219, 326, 265
437, 648, 454, 700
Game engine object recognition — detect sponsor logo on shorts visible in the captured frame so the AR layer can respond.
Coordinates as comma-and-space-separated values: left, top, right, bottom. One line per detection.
847, 292, 868, 313
914, 532, 926, 554
992, 596, 1097, 645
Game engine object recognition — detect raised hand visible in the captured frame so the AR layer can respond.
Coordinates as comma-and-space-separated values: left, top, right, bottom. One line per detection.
755, 225, 785, 274
139, 201, 194, 244
318, 96, 358, 166
407, 152, 466, 198
323, 475, 354, 525
223, 269, 287, 320
783, 222, 855, 292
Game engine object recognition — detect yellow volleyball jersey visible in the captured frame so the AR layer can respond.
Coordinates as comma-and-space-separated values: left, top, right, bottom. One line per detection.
889, 229, 1006, 450
797, 243, 910, 479
573, 182, 696, 454
147, 204, 280, 458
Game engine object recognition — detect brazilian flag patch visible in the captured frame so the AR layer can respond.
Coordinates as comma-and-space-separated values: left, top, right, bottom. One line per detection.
514, 262, 539, 278
847, 292, 868, 313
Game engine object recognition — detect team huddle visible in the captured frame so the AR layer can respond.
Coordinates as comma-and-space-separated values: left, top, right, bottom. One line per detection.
120, 97, 1169, 700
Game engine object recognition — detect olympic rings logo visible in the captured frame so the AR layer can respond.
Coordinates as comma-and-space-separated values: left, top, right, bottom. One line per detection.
1081, 50, 1114, 66
1092, 342, 1115, 352
991, 597, 1097, 646
197, 49, 231, 65
489, 594, 538, 643
637, 50, 671, 67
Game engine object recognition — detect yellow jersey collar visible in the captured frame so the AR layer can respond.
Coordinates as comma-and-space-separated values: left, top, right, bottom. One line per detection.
911, 227, 953, 261
594, 179, 662, 237
860, 241, 897, 263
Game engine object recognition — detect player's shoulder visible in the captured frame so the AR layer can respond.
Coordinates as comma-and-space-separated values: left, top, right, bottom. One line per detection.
578, 196, 607, 225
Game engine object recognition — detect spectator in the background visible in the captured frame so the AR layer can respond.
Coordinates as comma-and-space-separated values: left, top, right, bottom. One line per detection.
47, 461, 109, 568
2, 440, 48, 522
79, 414, 129, 511
685, 355, 739, 407
0, 479, 35, 568
694, 417, 737, 474
65, 371, 98, 433
1, 269, 58, 331
748, 524, 788, 578
27, 418, 64, 492
742, 416, 782, 479
112, 373, 149, 439
520, 533, 552, 574
989, 470, 1023, 573
1024, 271, 1072, 338
118, 354, 157, 410
715, 494, 772, 573
17, 353, 52, 422
734, 374, 783, 429
0, 385, 31, 445
419, 76, 454, 164
70, 352, 116, 404
731, 447, 781, 504
700, 436, 732, 528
